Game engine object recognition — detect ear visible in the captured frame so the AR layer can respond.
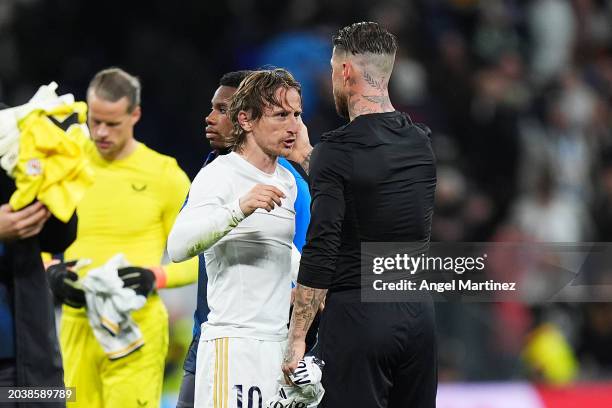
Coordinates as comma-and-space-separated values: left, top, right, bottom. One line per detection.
130, 105, 142, 125
342, 60, 353, 87
238, 111, 252, 132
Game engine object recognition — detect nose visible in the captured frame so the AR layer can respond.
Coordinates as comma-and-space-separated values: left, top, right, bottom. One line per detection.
206, 111, 216, 125
287, 115, 300, 135
95, 124, 109, 137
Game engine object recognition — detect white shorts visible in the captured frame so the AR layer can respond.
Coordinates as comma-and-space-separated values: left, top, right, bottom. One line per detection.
194, 337, 286, 408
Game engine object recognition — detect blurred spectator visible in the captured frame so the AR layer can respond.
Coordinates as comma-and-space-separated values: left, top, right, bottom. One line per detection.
466, 67, 520, 239
528, 0, 576, 86
511, 165, 591, 243
472, 0, 520, 65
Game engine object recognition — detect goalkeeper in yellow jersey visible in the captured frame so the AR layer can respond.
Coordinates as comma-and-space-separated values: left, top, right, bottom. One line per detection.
46, 67, 198, 408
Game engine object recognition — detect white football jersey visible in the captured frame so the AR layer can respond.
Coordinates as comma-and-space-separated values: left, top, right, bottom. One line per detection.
168, 152, 297, 341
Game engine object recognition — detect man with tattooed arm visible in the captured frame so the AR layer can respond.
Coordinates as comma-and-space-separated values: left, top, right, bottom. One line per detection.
282, 22, 438, 408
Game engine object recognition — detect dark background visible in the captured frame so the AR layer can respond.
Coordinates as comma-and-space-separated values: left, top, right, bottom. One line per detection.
2, 0, 612, 387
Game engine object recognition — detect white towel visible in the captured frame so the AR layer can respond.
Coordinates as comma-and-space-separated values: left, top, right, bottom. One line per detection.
0, 81, 77, 174
266, 356, 325, 408
81, 254, 147, 360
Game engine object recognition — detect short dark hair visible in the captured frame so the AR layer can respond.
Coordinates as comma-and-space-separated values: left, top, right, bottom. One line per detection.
88, 67, 141, 113
228, 68, 301, 150
333, 22, 397, 55
219, 70, 253, 89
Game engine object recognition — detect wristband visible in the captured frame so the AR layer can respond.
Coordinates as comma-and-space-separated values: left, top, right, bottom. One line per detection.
149, 266, 167, 289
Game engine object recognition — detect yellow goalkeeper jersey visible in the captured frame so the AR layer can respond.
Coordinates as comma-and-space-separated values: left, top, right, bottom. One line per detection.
64, 140, 197, 290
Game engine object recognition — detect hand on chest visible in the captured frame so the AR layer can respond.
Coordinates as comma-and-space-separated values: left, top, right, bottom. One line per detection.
232, 182, 295, 241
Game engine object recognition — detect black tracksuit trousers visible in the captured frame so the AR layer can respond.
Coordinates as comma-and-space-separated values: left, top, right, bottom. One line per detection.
316, 289, 437, 408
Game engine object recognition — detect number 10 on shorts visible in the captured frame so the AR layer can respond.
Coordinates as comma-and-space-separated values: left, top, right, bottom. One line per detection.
233, 384, 262, 408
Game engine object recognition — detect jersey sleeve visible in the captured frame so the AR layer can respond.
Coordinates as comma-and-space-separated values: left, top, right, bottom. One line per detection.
277, 158, 311, 253
297, 142, 350, 289
159, 158, 198, 287
167, 162, 246, 263
292, 174, 311, 253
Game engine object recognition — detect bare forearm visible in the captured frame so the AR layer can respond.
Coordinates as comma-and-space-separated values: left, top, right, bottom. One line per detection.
300, 149, 313, 176
288, 283, 327, 341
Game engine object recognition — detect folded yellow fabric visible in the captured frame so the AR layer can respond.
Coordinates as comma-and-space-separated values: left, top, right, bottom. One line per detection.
9, 102, 94, 222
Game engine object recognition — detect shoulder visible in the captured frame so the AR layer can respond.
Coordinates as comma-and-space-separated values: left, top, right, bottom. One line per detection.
138, 144, 190, 189
197, 154, 233, 178
277, 157, 302, 180
139, 144, 185, 175
190, 155, 235, 190
139, 144, 181, 170
305, 135, 355, 186
280, 159, 308, 187
276, 162, 296, 182
312, 138, 351, 167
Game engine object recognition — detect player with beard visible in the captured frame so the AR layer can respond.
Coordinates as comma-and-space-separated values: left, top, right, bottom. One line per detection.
177, 70, 313, 408
282, 22, 438, 408
169, 69, 304, 408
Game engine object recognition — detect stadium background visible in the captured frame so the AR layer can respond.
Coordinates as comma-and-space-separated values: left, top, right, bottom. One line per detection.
1, 0, 612, 406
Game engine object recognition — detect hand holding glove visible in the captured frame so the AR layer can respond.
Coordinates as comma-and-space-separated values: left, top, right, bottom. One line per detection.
117, 267, 156, 297
47, 260, 85, 308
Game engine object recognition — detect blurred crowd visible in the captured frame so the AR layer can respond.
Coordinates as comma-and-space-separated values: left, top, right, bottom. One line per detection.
404, 0, 612, 384
1, 0, 611, 390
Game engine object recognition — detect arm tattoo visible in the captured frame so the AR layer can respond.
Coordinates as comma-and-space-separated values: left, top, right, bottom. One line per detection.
283, 346, 296, 365
288, 284, 328, 340
301, 150, 312, 176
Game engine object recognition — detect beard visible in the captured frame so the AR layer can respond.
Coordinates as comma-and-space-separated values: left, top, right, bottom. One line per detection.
333, 87, 349, 119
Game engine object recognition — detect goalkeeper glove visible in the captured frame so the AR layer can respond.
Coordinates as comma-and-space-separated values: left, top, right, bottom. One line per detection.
117, 267, 156, 297
46, 260, 86, 308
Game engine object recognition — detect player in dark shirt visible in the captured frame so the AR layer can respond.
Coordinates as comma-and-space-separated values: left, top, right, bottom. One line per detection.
282, 22, 437, 407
